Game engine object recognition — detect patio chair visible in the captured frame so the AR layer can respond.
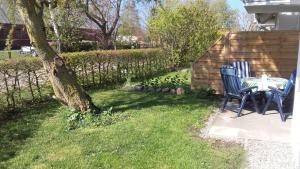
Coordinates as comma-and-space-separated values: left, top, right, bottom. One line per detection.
220, 66, 260, 117
232, 61, 251, 79
262, 70, 296, 122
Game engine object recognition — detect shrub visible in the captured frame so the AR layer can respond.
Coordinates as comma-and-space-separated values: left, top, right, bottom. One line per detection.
61, 41, 99, 52
66, 107, 131, 130
0, 48, 176, 118
149, 1, 220, 67
195, 87, 216, 99
140, 73, 189, 90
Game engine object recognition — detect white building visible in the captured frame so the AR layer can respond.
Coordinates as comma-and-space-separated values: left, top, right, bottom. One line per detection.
243, 0, 300, 30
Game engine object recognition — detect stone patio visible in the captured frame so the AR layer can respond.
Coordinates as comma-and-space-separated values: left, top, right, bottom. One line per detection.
206, 108, 291, 143
202, 102, 294, 169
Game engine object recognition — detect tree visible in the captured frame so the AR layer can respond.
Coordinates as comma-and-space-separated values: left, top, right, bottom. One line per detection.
238, 11, 259, 31
138, 0, 163, 16
47, 0, 62, 53
82, 0, 122, 49
15, 0, 97, 112
45, 1, 85, 52
119, 0, 143, 37
149, 1, 219, 66
208, 0, 239, 31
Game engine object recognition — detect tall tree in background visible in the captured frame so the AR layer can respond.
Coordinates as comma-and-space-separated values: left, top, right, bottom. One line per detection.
238, 11, 259, 31
119, 0, 143, 37
45, 1, 84, 52
209, 0, 239, 31
83, 0, 122, 49
15, 0, 97, 112
47, 0, 61, 53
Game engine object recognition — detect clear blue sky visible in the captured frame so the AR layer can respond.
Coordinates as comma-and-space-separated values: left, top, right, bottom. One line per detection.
227, 0, 246, 12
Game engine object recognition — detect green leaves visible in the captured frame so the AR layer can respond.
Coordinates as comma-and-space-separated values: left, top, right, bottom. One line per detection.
149, 1, 220, 67
0, 48, 176, 116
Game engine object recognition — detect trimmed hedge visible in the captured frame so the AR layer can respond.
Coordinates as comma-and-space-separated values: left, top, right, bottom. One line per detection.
0, 48, 175, 119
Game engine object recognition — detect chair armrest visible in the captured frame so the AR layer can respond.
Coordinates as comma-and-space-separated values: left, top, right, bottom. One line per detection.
240, 86, 258, 93
268, 86, 284, 96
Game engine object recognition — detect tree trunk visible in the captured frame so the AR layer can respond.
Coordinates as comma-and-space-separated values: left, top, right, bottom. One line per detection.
17, 0, 97, 112
102, 35, 113, 50
49, 3, 61, 53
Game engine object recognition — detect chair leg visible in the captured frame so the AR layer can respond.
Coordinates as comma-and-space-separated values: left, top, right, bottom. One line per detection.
237, 95, 248, 117
275, 96, 286, 122
221, 96, 229, 112
262, 94, 273, 115
250, 94, 260, 114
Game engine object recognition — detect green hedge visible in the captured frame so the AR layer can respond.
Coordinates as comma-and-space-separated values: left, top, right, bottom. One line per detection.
0, 48, 175, 119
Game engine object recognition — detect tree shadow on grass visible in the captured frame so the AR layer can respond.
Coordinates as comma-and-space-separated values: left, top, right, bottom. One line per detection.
96, 90, 219, 114
0, 101, 60, 165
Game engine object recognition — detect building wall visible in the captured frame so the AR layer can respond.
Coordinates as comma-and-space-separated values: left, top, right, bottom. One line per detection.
0, 23, 103, 50
0, 24, 30, 50
277, 12, 300, 30
191, 31, 299, 94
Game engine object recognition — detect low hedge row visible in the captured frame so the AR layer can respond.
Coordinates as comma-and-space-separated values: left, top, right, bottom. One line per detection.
0, 48, 176, 119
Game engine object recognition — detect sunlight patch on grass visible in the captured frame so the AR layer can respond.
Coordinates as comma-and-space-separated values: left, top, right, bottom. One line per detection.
47, 145, 82, 161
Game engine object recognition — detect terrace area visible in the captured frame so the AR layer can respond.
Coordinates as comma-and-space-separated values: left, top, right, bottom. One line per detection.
203, 105, 294, 169
192, 30, 298, 168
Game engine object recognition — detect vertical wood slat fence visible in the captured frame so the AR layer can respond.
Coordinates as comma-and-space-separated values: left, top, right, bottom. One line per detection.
192, 31, 299, 94
0, 49, 174, 119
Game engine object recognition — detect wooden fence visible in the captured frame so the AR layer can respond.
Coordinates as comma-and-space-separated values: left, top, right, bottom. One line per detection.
191, 31, 299, 93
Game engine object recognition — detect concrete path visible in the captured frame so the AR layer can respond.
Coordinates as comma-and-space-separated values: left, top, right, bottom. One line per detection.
202, 104, 294, 169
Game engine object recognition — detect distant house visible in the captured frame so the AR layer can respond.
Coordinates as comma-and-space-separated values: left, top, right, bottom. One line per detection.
116, 35, 139, 43
0, 3, 103, 50
0, 3, 30, 50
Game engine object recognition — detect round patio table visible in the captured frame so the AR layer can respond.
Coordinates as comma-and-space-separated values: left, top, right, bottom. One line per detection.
242, 77, 288, 91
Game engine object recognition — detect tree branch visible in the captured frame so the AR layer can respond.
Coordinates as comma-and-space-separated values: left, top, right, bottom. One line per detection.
108, 0, 121, 35
90, 0, 106, 22
84, 0, 106, 31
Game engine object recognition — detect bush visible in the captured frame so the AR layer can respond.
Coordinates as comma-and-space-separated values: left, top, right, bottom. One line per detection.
149, 1, 220, 67
61, 41, 99, 52
139, 73, 189, 90
114, 41, 140, 49
0, 48, 176, 117
49, 41, 99, 52
195, 87, 216, 99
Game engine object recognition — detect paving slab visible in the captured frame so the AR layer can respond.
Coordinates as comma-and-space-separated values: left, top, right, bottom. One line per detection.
202, 103, 294, 169
206, 108, 291, 143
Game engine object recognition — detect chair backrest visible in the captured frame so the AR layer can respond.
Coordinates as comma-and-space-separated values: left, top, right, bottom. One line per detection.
232, 61, 251, 79
282, 70, 297, 112
220, 66, 242, 97
283, 70, 297, 97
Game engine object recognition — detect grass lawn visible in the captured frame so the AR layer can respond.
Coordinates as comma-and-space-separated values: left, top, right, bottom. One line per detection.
0, 72, 245, 169
0, 50, 31, 60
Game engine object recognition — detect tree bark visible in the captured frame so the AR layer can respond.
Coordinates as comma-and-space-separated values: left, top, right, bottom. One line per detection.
84, 0, 121, 50
102, 35, 113, 49
49, 2, 61, 53
16, 0, 97, 112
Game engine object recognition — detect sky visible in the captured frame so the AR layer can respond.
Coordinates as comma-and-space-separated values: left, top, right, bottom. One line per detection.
227, 0, 246, 12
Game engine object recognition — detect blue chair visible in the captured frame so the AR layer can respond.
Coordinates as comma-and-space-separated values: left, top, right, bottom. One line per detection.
220, 66, 260, 117
262, 70, 296, 122
232, 61, 251, 79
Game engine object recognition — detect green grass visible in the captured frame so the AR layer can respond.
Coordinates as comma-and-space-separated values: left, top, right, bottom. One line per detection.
0, 71, 245, 169
0, 50, 31, 60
